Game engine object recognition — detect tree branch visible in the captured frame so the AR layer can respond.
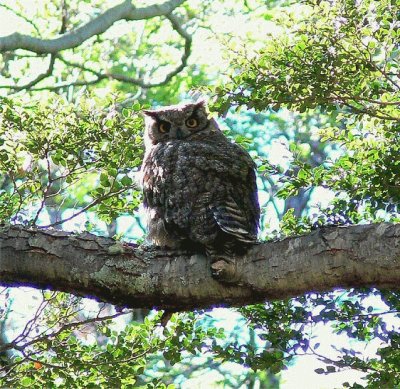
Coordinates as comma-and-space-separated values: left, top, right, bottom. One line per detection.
48, 13, 192, 90
0, 4, 192, 92
0, 4, 41, 36
0, 0, 186, 54
8, 54, 56, 92
0, 223, 399, 311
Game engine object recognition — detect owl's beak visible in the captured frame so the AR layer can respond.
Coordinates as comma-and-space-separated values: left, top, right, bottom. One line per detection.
176, 128, 183, 140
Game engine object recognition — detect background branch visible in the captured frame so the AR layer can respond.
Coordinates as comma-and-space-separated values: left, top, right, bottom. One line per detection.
0, 0, 186, 54
0, 2, 192, 92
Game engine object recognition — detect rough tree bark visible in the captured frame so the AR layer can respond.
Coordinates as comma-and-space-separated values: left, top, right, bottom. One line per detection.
0, 223, 399, 311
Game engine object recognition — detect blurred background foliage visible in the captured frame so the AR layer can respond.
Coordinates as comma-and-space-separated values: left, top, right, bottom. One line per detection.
0, 0, 399, 387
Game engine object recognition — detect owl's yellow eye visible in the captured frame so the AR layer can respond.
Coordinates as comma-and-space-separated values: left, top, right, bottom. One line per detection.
185, 118, 198, 128
158, 121, 171, 133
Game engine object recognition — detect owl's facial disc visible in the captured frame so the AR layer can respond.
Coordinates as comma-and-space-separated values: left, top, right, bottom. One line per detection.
143, 101, 210, 143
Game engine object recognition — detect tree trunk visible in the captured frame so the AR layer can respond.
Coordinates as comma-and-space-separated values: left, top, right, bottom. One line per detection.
0, 223, 399, 310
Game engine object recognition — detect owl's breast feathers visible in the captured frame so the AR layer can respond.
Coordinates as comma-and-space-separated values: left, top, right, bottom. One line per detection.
141, 137, 260, 245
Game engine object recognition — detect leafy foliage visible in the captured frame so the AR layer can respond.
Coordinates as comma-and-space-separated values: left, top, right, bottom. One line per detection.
0, 96, 143, 227
0, 292, 220, 388
214, 0, 400, 116
212, 0, 399, 226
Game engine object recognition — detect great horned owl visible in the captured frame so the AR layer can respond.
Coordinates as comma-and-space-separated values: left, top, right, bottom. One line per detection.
140, 100, 260, 270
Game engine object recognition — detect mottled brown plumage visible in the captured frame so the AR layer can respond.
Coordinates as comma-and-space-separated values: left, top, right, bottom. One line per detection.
140, 101, 260, 265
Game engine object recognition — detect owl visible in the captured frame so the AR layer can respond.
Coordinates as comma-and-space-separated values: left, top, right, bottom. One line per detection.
140, 100, 260, 273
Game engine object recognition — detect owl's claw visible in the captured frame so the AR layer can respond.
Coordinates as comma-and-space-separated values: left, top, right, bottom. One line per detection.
210, 259, 239, 284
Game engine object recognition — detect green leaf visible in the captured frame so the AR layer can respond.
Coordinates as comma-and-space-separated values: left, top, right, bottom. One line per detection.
121, 175, 132, 186
21, 377, 33, 387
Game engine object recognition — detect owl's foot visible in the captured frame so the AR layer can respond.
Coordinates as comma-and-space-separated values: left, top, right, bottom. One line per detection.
207, 247, 240, 283
210, 258, 241, 284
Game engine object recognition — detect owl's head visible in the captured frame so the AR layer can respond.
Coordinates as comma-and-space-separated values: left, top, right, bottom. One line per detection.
143, 100, 217, 145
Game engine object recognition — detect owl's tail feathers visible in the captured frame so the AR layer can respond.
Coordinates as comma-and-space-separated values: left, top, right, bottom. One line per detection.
211, 200, 257, 243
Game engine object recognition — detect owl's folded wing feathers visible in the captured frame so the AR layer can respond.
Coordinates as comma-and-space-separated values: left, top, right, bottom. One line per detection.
211, 197, 257, 243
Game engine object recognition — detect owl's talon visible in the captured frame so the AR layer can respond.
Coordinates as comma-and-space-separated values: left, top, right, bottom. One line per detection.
211, 259, 238, 283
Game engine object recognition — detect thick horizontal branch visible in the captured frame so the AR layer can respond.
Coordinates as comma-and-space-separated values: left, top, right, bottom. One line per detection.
0, 223, 399, 310
0, 0, 186, 54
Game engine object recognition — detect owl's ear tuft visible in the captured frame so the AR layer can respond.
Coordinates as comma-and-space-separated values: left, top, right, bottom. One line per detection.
142, 110, 159, 119
194, 98, 208, 111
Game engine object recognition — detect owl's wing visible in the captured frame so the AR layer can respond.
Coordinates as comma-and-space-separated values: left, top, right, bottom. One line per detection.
211, 196, 258, 243
191, 138, 260, 242
198, 143, 259, 243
